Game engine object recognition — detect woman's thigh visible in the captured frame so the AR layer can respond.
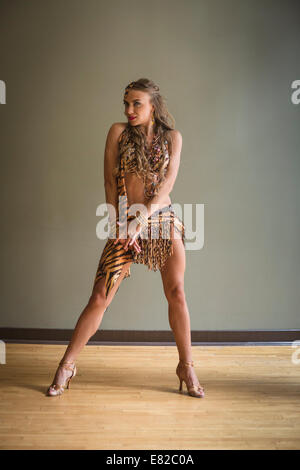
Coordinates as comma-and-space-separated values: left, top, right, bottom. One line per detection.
159, 237, 186, 297
91, 260, 133, 309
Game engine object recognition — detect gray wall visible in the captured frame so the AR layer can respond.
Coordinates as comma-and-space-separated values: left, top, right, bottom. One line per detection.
0, 0, 299, 330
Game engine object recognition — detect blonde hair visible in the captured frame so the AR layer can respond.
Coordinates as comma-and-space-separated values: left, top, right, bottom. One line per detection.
114, 78, 176, 197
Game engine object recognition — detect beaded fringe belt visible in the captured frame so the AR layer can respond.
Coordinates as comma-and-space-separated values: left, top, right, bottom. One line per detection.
93, 204, 185, 299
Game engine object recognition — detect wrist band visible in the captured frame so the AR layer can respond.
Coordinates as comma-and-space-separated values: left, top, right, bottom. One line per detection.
108, 218, 119, 238
135, 211, 148, 230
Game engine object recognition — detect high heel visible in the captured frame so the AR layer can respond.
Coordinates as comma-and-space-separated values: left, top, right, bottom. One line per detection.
46, 360, 77, 396
176, 360, 205, 398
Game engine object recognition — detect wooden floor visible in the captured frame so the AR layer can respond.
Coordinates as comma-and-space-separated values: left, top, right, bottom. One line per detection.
0, 343, 299, 450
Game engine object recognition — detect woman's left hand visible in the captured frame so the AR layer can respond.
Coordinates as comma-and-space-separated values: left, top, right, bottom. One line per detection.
113, 220, 142, 253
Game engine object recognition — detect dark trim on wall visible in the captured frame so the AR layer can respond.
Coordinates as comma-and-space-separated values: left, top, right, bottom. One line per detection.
0, 328, 299, 345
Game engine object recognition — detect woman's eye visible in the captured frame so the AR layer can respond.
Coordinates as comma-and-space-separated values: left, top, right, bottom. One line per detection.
123, 102, 141, 106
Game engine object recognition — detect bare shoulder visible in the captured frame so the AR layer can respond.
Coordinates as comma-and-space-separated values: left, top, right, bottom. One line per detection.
169, 129, 182, 153
169, 129, 182, 139
108, 122, 128, 143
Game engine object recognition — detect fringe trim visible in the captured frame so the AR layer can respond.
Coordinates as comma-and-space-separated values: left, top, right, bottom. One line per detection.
132, 215, 185, 271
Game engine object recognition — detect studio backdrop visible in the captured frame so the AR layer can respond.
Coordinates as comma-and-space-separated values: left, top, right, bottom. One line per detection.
0, 0, 299, 333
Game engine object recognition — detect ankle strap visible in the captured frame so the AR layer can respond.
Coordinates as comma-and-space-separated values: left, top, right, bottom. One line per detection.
179, 360, 194, 367
59, 360, 75, 366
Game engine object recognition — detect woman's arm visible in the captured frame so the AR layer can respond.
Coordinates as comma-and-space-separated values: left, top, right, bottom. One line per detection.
145, 129, 183, 218
104, 123, 142, 253
103, 123, 123, 227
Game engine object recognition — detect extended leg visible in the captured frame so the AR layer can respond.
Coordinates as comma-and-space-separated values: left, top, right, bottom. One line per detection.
159, 238, 191, 362
48, 261, 133, 390
160, 238, 204, 394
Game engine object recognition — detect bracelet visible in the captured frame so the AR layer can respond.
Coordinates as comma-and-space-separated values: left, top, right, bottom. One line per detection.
108, 218, 119, 238
135, 211, 149, 230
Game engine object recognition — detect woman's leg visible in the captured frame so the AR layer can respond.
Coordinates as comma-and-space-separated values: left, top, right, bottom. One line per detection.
159, 238, 203, 389
49, 260, 133, 388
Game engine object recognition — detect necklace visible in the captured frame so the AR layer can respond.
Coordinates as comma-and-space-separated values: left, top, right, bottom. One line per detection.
145, 133, 159, 159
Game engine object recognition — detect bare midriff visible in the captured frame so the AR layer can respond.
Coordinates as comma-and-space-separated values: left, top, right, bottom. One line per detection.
124, 171, 171, 214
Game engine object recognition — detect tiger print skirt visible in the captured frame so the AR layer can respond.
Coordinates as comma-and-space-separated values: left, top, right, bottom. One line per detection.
92, 204, 185, 299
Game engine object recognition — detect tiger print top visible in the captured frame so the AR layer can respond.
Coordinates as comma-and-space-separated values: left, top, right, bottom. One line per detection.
115, 127, 170, 199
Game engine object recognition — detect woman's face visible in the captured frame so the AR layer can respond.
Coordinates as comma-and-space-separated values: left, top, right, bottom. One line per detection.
123, 89, 154, 127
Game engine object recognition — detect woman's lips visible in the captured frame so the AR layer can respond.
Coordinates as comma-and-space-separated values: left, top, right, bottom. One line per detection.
129, 116, 136, 120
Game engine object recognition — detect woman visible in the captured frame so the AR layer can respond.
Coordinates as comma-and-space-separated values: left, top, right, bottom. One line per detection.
46, 78, 205, 398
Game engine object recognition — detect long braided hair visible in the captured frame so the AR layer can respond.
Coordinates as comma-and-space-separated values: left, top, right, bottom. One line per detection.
113, 78, 176, 198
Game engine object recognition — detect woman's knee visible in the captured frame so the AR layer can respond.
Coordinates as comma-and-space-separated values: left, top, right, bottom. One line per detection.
165, 282, 186, 305
88, 281, 108, 309
89, 261, 132, 311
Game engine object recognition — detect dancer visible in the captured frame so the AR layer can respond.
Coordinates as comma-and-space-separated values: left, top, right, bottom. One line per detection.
46, 78, 205, 398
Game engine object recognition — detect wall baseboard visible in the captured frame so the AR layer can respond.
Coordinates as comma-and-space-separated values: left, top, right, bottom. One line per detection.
0, 327, 299, 345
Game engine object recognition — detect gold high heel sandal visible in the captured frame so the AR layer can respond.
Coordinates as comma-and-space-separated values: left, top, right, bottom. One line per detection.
176, 360, 205, 398
46, 360, 77, 396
